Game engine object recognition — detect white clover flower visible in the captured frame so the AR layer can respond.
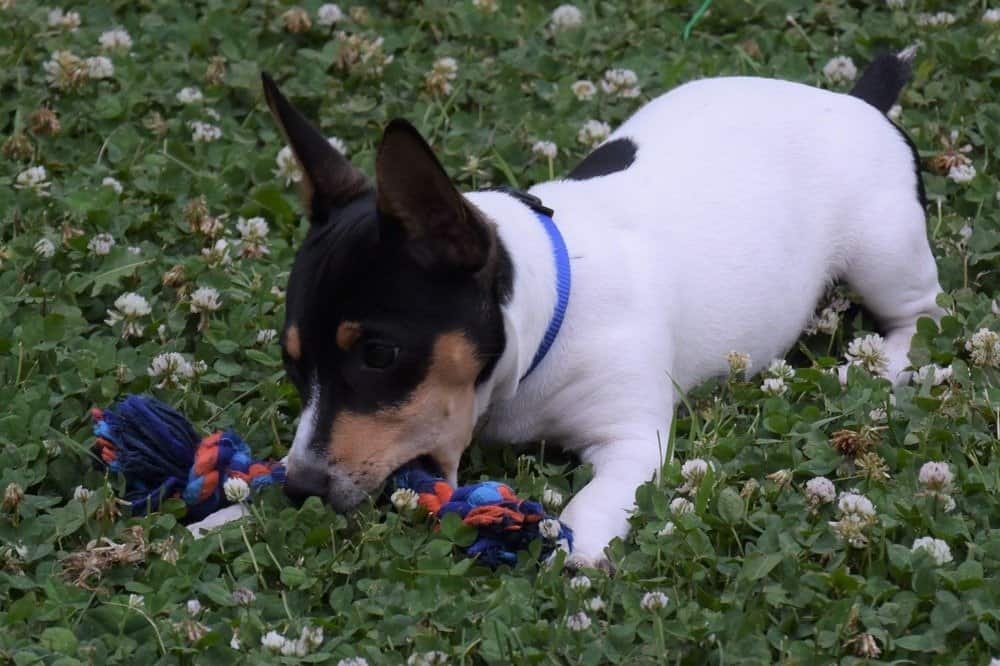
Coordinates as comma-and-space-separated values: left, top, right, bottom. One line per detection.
148, 352, 195, 388
73, 485, 92, 501
640, 591, 669, 611
190, 286, 222, 313
257, 329, 278, 345
542, 487, 564, 510
761, 377, 787, 396
88, 233, 116, 256
569, 574, 591, 591
914, 364, 953, 386
189, 120, 222, 143
128, 594, 145, 609
99, 28, 132, 51
600, 68, 641, 98
201, 238, 231, 267
316, 3, 343, 25
911, 536, 953, 565
571, 80, 597, 101
532, 140, 558, 160
177, 87, 204, 104
44, 50, 86, 89
406, 651, 448, 666
102, 176, 123, 194
337, 658, 369, 666
186, 599, 202, 616
845, 333, 889, 376
425, 57, 458, 96
918, 461, 953, 492
34, 238, 56, 258
565, 611, 591, 631
916, 11, 956, 27
829, 513, 872, 548
766, 359, 793, 380
48, 8, 81, 30
539, 518, 562, 539
275, 146, 302, 186
869, 406, 887, 422
886, 0, 905, 8
838, 491, 876, 518
657, 521, 676, 537
230, 587, 256, 606
670, 497, 694, 515
984, 8, 1000, 24
806, 307, 840, 335
681, 458, 712, 484
577, 119, 610, 147
223, 477, 250, 503
86, 56, 114, 80
106, 292, 152, 339
261, 631, 287, 652
823, 56, 857, 84
805, 476, 836, 505
550, 4, 583, 32
888, 104, 902, 121
301, 626, 324, 649
281, 638, 309, 657
472, 0, 498, 13
391, 488, 419, 512
15, 166, 51, 195
966, 328, 1000, 367
726, 350, 751, 377
948, 163, 976, 184
585, 596, 606, 612
237, 216, 270, 258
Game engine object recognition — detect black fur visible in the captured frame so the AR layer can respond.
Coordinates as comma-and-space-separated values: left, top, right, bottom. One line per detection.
849, 53, 911, 115
889, 122, 927, 210
567, 138, 637, 180
282, 191, 510, 454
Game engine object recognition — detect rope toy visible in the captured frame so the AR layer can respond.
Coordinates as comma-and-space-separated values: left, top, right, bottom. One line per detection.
91, 395, 572, 566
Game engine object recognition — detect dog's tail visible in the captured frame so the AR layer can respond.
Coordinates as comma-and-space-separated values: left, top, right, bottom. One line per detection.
848, 45, 918, 115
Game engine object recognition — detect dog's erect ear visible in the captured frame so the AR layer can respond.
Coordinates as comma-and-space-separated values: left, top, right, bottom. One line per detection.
375, 119, 491, 273
261, 73, 369, 224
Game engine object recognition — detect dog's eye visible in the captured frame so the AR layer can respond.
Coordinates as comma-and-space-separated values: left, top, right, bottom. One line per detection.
361, 341, 399, 370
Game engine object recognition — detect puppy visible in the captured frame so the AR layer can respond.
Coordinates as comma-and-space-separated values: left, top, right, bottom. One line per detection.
259, 51, 942, 570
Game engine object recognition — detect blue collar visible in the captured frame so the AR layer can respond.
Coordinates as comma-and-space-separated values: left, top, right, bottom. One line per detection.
521, 211, 571, 381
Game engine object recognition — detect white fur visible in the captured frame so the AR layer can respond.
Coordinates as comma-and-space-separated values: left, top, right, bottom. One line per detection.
469, 76, 943, 567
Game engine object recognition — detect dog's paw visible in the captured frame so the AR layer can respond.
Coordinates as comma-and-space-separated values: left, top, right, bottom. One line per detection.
564, 552, 616, 575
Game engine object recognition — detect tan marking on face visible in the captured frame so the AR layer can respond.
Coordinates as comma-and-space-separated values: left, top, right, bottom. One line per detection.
285, 325, 302, 360
328, 332, 481, 490
336, 321, 363, 351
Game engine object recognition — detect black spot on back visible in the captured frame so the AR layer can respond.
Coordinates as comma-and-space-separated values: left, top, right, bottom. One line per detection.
889, 121, 927, 210
567, 137, 637, 180
849, 53, 910, 115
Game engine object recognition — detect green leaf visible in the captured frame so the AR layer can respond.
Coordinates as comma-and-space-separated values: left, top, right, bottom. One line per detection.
716, 487, 744, 524
741, 552, 782, 582
40, 627, 78, 654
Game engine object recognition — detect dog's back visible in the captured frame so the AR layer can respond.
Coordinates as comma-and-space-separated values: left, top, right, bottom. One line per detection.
520, 73, 929, 392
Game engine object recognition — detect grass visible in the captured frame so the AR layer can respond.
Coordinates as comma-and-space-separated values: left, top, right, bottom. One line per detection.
2, 0, 1000, 663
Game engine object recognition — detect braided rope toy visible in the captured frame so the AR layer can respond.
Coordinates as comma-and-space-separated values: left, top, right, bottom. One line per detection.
91, 395, 572, 567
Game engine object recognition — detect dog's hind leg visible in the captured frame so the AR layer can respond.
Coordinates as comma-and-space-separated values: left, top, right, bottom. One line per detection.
841, 195, 944, 384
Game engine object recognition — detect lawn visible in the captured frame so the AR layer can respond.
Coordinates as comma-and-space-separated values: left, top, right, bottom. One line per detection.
2, 0, 1000, 663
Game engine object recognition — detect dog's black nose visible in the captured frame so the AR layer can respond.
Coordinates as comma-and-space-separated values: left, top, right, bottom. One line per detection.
283, 467, 329, 506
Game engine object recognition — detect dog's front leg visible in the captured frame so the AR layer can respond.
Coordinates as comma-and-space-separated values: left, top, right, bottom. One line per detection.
558, 434, 666, 572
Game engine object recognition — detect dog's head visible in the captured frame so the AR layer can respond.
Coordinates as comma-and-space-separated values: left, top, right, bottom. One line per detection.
262, 74, 510, 510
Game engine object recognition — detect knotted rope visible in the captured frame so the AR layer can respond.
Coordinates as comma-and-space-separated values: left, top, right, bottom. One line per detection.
92, 395, 571, 566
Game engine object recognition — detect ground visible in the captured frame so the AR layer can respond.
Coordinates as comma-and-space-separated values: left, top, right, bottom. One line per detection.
1, 1, 1000, 664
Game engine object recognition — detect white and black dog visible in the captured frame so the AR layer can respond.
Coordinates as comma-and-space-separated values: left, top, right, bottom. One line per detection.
192, 51, 942, 570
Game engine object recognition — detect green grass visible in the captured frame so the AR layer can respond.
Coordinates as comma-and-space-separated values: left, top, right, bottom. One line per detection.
2, 1, 1000, 663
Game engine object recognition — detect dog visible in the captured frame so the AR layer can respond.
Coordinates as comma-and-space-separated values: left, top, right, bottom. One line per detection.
191, 51, 943, 569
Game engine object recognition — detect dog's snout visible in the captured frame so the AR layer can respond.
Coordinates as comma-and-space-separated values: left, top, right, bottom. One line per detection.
283, 466, 329, 506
